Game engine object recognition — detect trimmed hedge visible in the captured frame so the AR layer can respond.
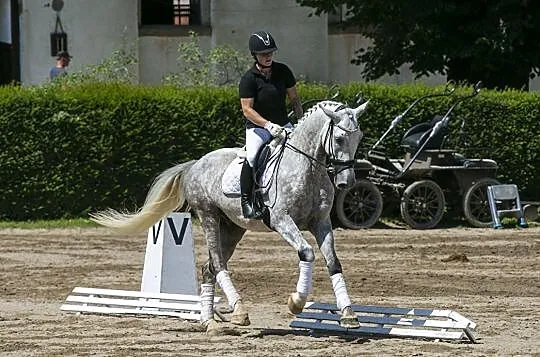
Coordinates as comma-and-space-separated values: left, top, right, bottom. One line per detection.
0, 82, 538, 220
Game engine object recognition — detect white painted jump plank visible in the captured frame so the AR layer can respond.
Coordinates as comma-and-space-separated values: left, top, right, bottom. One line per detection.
394, 317, 466, 329
294, 302, 477, 342
71, 287, 221, 303
61, 287, 222, 320
61, 304, 201, 320
296, 311, 471, 329
305, 302, 476, 330
290, 321, 466, 340
448, 310, 477, 329
65, 295, 202, 312
386, 326, 465, 340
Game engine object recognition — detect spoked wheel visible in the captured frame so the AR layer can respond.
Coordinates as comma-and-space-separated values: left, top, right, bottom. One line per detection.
400, 180, 445, 229
335, 179, 383, 229
463, 178, 500, 228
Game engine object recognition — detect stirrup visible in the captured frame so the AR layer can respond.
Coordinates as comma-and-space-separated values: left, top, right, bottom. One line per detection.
250, 208, 264, 220
242, 203, 263, 220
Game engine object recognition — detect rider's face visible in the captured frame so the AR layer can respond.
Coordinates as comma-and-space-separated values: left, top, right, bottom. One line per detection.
256, 51, 274, 67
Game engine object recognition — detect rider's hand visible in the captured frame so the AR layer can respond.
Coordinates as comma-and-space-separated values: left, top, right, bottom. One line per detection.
264, 122, 286, 139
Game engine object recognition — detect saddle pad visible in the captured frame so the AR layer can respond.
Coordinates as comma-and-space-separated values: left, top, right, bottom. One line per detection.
221, 157, 244, 196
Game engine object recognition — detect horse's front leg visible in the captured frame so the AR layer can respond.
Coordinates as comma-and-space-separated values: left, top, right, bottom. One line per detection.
270, 214, 315, 315
309, 218, 360, 328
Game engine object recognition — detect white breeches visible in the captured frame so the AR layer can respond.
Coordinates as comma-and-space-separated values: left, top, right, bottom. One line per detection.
245, 122, 292, 166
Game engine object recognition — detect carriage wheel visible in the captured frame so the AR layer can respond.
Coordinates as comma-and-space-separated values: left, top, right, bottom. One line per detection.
400, 180, 445, 229
463, 178, 500, 228
335, 179, 383, 229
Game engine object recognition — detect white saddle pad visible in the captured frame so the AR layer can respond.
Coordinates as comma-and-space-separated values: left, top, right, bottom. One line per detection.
221, 141, 283, 197
221, 157, 244, 196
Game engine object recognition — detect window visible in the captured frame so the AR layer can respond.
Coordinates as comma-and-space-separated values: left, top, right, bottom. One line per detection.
328, 5, 351, 25
141, 0, 201, 26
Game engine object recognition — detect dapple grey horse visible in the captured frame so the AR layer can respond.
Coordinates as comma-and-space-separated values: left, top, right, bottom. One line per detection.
91, 99, 369, 335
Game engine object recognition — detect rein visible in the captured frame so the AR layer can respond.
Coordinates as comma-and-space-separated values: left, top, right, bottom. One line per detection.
260, 104, 359, 208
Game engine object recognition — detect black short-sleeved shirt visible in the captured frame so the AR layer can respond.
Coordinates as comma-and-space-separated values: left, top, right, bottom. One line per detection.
239, 61, 296, 129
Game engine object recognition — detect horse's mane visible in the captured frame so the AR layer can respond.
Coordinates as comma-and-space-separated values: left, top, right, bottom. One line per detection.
298, 100, 348, 124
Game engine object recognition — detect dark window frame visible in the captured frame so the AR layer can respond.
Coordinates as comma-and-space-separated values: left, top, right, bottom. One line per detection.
139, 0, 210, 36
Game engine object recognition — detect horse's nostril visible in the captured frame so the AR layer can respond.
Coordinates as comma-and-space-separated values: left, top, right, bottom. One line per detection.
337, 183, 348, 189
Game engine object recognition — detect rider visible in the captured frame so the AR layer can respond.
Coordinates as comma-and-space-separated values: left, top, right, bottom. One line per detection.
238, 30, 303, 219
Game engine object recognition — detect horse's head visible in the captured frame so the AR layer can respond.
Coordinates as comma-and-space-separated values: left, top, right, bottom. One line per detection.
319, 100, 369, 189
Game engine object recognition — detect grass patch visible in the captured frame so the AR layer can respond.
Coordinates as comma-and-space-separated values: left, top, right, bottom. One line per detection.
0, 215, 202, 229
0, 218, 99, 229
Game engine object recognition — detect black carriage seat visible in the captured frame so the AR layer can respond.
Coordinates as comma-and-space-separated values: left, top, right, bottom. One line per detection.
401, 115, 450, 152
353, 159, 374, 179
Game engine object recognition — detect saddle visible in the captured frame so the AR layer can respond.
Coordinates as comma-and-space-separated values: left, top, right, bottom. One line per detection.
221, 138, 283, 198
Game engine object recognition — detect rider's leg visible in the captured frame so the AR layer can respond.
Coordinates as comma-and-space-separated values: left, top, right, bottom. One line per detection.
240, 160, 263, 219
242, 128, 271, 219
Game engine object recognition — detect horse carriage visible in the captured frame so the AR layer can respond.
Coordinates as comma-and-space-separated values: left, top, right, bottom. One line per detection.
333, 82, 500, 229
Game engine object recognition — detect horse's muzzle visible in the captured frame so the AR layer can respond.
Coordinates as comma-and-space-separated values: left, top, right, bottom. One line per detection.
334, 168, 356, 189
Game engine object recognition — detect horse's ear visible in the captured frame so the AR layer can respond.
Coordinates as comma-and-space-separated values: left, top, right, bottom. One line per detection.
320, 105, 342, 123
353, 100, 369, 118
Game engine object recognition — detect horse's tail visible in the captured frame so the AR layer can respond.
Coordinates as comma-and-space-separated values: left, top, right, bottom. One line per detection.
90, 160, 197, 234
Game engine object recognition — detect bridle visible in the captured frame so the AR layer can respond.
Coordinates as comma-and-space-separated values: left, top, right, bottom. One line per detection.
285, 104, 359, 175
261, 104, 360, 208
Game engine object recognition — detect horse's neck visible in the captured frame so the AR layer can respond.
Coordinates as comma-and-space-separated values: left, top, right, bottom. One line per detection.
289, 117, 327, 162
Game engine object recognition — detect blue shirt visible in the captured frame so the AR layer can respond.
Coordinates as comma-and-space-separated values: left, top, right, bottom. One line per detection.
50, 67, 67, 80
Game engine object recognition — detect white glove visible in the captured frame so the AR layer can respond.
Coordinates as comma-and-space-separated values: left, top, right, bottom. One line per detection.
264, 122, 286, 139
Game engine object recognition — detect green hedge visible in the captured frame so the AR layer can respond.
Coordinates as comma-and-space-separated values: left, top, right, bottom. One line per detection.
0, 82, 538, 220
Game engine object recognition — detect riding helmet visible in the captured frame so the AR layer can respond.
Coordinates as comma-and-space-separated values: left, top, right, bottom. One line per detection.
249, 31, 277, 54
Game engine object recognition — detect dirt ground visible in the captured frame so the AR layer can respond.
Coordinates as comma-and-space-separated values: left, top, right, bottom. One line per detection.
0, 224, 538, 357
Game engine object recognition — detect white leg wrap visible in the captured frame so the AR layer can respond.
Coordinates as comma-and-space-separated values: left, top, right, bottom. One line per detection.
200, 283, 214, 323
331, 273, 351, 312
216, 270, 240, 309
296, 261, 313, 297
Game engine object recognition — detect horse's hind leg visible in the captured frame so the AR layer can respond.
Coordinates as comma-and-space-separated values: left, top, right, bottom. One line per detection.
218, 218, 249, 326
197, 209, 226, 335
199, 210, 249, 333
309, 218, 359, 328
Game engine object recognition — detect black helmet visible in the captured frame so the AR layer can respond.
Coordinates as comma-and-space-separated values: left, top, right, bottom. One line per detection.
249, 31, 277, 54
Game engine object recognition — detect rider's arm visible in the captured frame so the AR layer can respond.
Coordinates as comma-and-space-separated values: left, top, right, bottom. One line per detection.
240, 97, 271, 128
287, 86, 303, 120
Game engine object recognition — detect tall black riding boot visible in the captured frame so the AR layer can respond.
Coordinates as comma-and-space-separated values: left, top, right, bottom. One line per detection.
240, 161, 263, 220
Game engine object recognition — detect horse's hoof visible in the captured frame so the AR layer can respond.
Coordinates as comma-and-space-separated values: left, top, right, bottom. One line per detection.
340, 307, 360, 329
230, 302, 250, 326
204, 319, 226, 336
287, 292, 306, 315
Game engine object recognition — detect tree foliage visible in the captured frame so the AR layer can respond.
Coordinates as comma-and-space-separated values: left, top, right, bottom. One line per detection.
162, 31, 251, 87
297, 0, 540, 89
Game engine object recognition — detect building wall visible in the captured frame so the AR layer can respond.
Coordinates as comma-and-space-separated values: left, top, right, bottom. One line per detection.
0, 0, 11, 43
19, 0, 138, 85
138, 35, 212, 85
208, 0, 328, 82
15, 0, 540, 90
